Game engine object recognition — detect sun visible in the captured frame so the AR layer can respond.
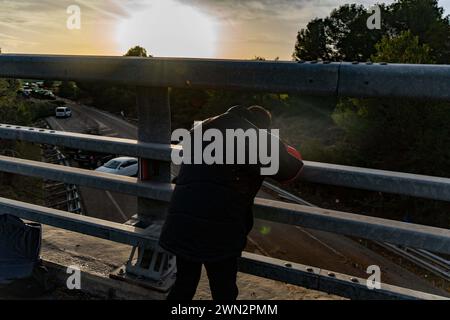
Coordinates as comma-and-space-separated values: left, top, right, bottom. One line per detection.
116, 0, 218, 58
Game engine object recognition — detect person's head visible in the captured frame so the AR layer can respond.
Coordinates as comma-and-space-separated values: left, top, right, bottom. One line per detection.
247, 105, 272, 129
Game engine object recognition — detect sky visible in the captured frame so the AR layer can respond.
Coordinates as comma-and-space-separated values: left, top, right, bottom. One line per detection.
0, 0, 449, 60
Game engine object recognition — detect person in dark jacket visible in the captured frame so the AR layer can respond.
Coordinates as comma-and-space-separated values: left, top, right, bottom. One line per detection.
159, 105, 303, 300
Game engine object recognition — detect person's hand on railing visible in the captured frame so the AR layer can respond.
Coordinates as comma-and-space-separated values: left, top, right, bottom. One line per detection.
271, 142, 304, 184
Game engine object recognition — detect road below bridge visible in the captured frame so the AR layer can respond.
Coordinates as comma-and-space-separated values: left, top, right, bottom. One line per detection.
46, 99, 448, 297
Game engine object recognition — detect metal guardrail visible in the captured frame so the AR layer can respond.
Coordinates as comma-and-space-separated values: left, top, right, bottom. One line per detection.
0, 152, 449, 254
0, 197, 158, 249
263, 180, 450, 283
0, 155, 174, 201
239, 252, 446, 300
0, 196, 445, 300
376, 242, 450, 281
0, 123, 175, 161
254, 198, 450, 254
1, 54, 450, 100
3, 124, 450, 202
1, 55, 450, 299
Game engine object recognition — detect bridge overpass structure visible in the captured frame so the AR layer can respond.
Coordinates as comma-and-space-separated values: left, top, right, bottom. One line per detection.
0, 54, 449, 299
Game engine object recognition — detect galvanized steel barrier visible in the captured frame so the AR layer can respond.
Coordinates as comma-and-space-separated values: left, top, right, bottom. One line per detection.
0, 54, 450, 299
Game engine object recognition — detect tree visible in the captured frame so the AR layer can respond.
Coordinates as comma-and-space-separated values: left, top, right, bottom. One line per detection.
0, 80, 28, 125
0, 79, 55, 126
293, 4, 385, 61
125, 46, 152, 57
387, 0, 450, 63
332, 30, 449, 177
292, 1, 449, 63
325, 4, 386, 61
293, 18, 329, 61
372, 31, 435, 63
58, 81, 78, 99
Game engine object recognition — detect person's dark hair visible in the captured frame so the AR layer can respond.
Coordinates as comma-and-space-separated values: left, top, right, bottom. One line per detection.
247, 105, 272, 129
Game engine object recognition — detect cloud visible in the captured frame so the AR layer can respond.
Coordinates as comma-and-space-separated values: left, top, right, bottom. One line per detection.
0, 0, 448, 58
74, 0, 131, 19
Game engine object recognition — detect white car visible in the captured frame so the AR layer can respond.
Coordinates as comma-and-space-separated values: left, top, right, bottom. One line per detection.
55, 107, 72, 118
95, 157, 138, 177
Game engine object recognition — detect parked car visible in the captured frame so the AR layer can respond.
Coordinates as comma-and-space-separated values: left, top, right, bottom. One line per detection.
55, 106, 72, 118
95, 157, 138, 177
41, 90, 56, 100
17, 89, 31, 99
71, 150, 115, 169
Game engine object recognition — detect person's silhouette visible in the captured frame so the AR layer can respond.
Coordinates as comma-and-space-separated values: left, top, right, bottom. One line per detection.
159, 105, 303, 300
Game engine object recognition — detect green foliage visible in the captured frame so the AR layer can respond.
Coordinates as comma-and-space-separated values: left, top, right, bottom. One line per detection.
372, 31, 435, 63
58, 81, 79, 99
326, 4, 386, 61
326, 4, 450, 176
290, 1, 450, 227
332, 30, 450, 176
293, 0, 450, 63
386, 0, 450, 63
293, 3, 385, 61
293, 18, 329, 61
335, 99, 447, 172
26, 100, 58, 121
0, 79, 58, 125
0, 79, 30, 125
125, 46, 151, 57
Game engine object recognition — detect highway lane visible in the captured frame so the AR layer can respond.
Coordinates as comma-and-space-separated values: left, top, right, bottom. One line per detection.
47, 100, 448, 296
47, 102, 137, 223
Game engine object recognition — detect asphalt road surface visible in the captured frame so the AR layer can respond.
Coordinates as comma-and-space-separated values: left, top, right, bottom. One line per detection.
46, 99, 448, 296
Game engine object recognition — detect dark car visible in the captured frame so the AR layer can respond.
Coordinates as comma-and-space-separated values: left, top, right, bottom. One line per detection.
32, 89, 56, 100
71, 149, 116, 169
17, 89, 31, 99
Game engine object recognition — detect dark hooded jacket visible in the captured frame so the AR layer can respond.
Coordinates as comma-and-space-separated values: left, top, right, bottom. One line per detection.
158, 106, 303, 262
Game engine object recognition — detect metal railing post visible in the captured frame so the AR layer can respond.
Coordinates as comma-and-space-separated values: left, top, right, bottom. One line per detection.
136, 87, 171, 225
122, 86, 176, 291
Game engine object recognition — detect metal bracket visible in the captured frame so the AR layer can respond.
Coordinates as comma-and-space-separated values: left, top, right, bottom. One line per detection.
112, 218, 176, 292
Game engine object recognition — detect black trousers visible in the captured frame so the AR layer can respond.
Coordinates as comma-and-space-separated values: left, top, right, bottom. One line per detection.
167, 255, 239, 300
